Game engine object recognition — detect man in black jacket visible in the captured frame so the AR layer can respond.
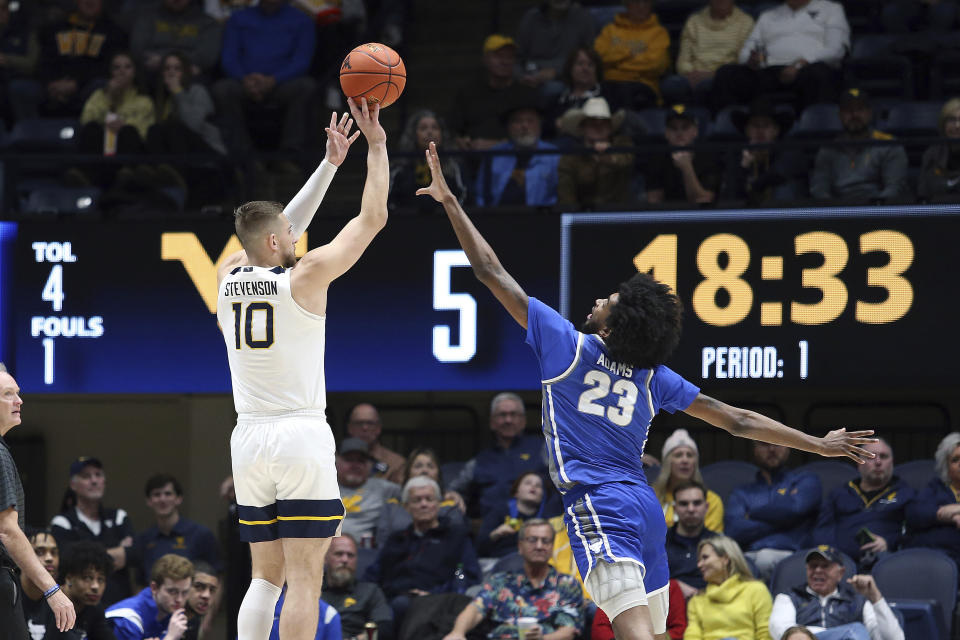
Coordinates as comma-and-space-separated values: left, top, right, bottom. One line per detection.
324, 535, 394, 640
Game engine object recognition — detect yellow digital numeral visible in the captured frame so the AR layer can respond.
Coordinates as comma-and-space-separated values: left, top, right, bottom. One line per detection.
692, 234, 752, 326
856, 230, 914, 324
791, 231, 848, 325
633, 234, 678, 294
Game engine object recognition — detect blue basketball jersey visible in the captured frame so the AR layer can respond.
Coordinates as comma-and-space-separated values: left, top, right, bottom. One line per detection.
525, 297, 699, 493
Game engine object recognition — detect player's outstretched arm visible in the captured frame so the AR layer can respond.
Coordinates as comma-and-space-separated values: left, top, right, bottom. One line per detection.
297, 98, 388, 285
417, 141, 530, 328
683, 393, 877, 463
283, 111, 361, 239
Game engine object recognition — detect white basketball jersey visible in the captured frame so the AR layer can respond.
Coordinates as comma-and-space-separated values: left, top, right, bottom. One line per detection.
216, 265, 327, 415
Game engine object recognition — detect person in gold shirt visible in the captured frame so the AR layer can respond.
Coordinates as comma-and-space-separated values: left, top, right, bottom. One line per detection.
594, 0, 670, 110
653, 429, 724, 532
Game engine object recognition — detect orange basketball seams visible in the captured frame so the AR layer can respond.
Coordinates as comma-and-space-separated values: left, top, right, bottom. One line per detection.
339, 43, 406, 108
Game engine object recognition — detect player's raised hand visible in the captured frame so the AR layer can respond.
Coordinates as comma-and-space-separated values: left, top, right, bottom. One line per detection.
347, 97, 386, 145
324, 110, 360, 167
416, 141, 454, 202
819, 428, 877, 463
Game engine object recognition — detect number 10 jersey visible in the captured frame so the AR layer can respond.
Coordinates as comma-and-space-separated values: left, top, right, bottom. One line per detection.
525, 297, 699, 492
217, 265, 327, 416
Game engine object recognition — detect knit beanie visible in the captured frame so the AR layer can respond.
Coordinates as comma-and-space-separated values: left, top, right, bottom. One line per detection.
662, 428, 698, 460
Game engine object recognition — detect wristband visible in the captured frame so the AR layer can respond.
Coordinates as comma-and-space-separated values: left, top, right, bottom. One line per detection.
43, 584, 60, 599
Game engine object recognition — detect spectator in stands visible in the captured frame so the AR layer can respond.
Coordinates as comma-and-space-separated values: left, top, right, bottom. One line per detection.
106, 553, 194, 640
919, 97, 960, 201
268, 586, 341, 640
18, 0, 128, 120
725, 97, 806, 204
148, 51, 226, 155
478, 471, 549, 558
375, 447, 466, 548
184, 562, 220, 640
346, 403, 406, 484
213, 0, 317, 154
646, 105, 723, 205
810, 89, 908, 203
21, 528, 65, 636
769, 545, 905, 640
665, 480, 720, 599
51, 456, 134, 607
725, 442, 821, 578
661, 0, 754, 105
391, 109, 467, 213
131, 473, 221, 588
444, 519, 583, 640
654, 428, 724, 532
556, 96, 635, 209
324, 535, 394, 640
514, 0, 595, 96
448, 392, 551, 518
475, 104, 560, 207
338, 437, 402, 543
782, 627, 818, 640
448, 35, 540, 151
131, 0, 222, 78
594, 0, 670, 110
363, 476, 480, 621
685, 535, 772, 640
545, 47, 605, 137
592, 580, 687, 639
709, 0, 849, 112
904, 431, 960, 567
0, 0, 39, 120
813, 438, 914, 571
205, 0, 259, 22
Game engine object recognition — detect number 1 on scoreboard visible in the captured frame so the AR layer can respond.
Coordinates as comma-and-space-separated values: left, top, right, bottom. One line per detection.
799, 340, 808, 380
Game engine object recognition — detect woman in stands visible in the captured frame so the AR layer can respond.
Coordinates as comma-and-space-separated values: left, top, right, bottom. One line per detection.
477, 471, 550, 558
919, 98, 960, 201
148, 51, 226, 156
653, 429, 724, 532
545, 46, 606, 137
373, 447, 465, 547
388, 110, 466, 213
685, 535, 772, 640
904, 432, 960, 568
779, 627, 817, 640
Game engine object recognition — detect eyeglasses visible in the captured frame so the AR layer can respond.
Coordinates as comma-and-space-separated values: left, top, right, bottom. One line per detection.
521, 536, 553, 545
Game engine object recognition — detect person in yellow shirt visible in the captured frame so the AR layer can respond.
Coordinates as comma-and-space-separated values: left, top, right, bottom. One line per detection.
653, 428, 724, 532
685, 535, 772, 640
594, 0, 670, 110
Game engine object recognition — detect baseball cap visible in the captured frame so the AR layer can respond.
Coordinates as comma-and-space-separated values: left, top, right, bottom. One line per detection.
483, 34, 516, 54
69, 456, 103, 476
338, 438, 374, 459
665, 104, 696, 125
805, 545, 842, 565
839, 88, 870, 110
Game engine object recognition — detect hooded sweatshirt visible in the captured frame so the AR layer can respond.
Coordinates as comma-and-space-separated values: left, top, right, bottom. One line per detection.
685, 573, 773, 640
594, 12, 670, 92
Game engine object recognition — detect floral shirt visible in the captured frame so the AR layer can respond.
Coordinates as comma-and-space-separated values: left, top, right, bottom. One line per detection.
472, 567, 583, 639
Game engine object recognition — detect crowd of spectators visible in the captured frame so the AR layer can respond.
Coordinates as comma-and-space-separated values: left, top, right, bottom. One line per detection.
19, 391, 960, 640
2, 0, 960, 215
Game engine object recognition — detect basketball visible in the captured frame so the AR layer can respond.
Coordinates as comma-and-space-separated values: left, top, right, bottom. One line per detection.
339, 43, 406, 108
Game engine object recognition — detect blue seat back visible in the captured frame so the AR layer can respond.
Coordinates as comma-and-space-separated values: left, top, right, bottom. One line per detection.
880, 101, 942, 137
794, 460, 858, 502
893, 459, 935, 490
872, 548, 957, 640
701, 460, 759, 504
790, 103, 842, 139
440, 461, 466, 491
7, 118, 80, 151
23, 187, 100, 215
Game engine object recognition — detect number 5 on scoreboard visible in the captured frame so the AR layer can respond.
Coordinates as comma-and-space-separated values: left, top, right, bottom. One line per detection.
432, 250, 477, 363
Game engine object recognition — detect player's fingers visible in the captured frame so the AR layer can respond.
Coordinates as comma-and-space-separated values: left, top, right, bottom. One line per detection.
329, 111, 337, 130
360, 97, 369, 118
845, 447, 866, 464
415, 188, 429, 196
344, 117, 354, 136
339, 111, 349, 130
346, 97, 358, 115
845, 430, 876, 438
348, 130, 361, 144
850, 445, 875, 459
372, 101, 380, 119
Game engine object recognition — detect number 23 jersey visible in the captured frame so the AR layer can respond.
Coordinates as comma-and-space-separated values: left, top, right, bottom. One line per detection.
217, 265, 327, 415
525, 297, 699, 492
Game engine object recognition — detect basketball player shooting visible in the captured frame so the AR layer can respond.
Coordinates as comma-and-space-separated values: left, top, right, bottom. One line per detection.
215, 97, 387, 640
416, 142, 876, 640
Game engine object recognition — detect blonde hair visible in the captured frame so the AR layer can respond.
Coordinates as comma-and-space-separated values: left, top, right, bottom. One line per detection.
698, 535, 755, 581
935, 432, 960, 485
939, 98, 960, 134
234, 201, 285, 250
150, 554, 195, 585
652, 445, 704, 503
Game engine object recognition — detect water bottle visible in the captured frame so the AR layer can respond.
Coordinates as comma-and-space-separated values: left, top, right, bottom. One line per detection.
453, 563, 466, 594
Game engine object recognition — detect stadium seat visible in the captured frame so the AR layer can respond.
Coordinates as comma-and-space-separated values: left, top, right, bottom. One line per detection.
6, 118, 81, 151
22, 186, 100, 215
587, 5, 619, 28
794, 460, 858, 502
893, 458, 935, 490
700, 460, 759, 503
881, 101, 942, 138
440, 461, 466, 490
356, 546, 378, 578
708, 106, 747, 142
769, 548, 857, 597
488, 551, 523, 575
930, 48, 960, 99
872, 548, 957, 640
844, 35, 915, 100
789, 103, 842, 139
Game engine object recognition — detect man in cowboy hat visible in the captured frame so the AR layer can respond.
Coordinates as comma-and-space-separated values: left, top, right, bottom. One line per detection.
557, 96, 635, 209
725, 97, 806, 204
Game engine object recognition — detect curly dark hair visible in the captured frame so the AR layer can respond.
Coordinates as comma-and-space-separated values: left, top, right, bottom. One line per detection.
60, 540, 113, 579
604, 272, 683, 369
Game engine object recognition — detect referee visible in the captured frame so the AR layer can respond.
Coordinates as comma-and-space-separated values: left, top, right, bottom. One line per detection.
0, 363, 74, 636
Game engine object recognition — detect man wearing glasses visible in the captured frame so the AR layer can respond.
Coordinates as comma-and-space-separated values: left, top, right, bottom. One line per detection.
346, 404, 406, 485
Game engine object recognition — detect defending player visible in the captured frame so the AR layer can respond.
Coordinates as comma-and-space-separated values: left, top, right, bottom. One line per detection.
215, 98, 387, 640
416, 142, 875, 640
